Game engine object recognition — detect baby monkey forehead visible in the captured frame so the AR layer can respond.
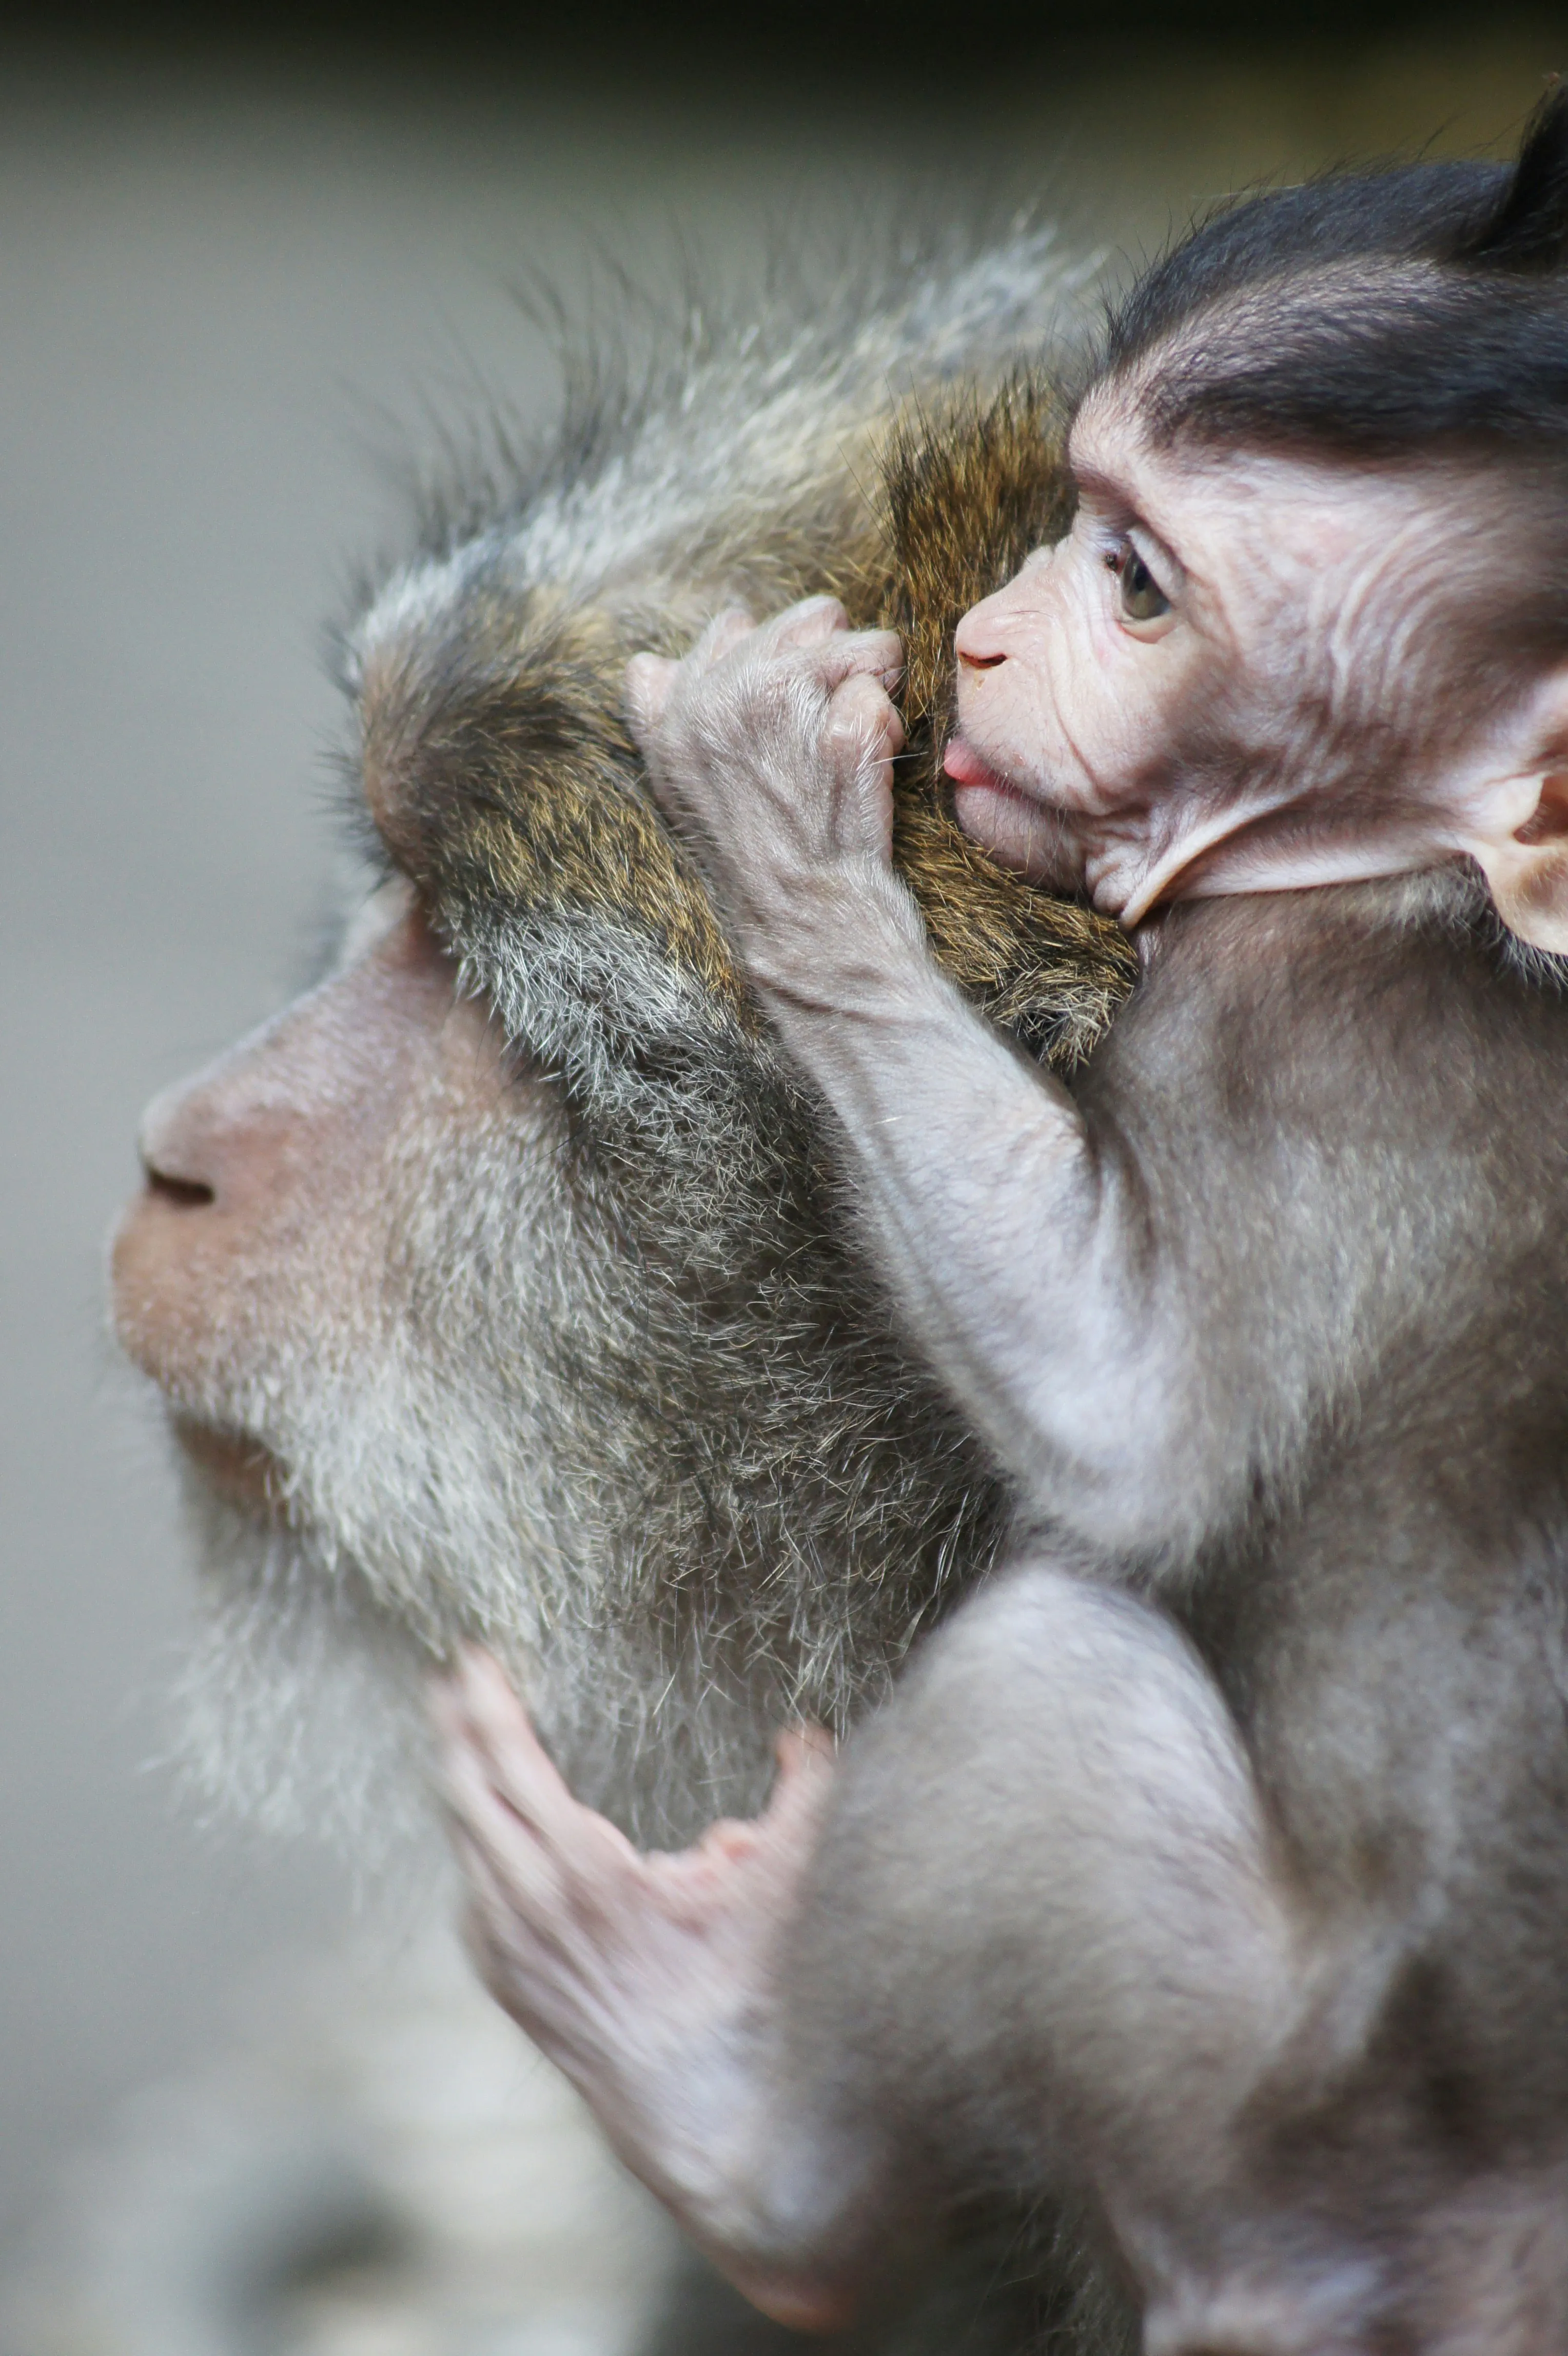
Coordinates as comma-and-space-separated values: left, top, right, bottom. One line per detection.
1065, 383, 1167, 510
1067, 383, 1520, 644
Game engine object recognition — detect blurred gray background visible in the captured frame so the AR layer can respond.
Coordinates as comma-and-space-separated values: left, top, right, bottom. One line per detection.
0, 10, 1561, 2330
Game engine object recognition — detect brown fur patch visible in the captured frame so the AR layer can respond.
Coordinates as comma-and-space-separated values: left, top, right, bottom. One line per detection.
364, 592, 746, 1007
363, 383, 1136, 1066
875, 376, 1135, 1063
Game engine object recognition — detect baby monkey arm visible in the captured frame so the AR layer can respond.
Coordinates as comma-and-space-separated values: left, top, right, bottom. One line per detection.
626, 602, 1164, 1511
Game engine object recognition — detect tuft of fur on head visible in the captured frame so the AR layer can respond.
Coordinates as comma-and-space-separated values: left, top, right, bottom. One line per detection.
1098, 89, 1568, 600
355, 223, 1133, 1067
173, 229, 1135, 1858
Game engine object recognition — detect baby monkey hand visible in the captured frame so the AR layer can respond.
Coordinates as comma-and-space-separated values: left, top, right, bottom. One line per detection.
432, 1649, 845, 2328
625, 597, 905, 959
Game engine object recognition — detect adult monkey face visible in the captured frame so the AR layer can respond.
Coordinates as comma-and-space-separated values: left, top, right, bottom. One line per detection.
118, 888, 508, 1498
107, 240, 1135, 1860
112, 884, 584, 1852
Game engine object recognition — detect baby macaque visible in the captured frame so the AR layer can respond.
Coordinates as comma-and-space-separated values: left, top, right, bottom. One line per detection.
439, 91, 1568, 2354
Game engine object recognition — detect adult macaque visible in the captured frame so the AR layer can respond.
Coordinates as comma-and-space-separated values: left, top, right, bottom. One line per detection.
111, 237, 1141, 2353
440, 92, 1568, 2355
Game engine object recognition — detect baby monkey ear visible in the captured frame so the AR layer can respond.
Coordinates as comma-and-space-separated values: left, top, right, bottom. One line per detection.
1465, 672, 1568, 955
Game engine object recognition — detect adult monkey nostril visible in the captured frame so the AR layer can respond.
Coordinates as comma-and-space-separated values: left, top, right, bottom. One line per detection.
144, 1163, 216, 1210
958, 649, 1006, 671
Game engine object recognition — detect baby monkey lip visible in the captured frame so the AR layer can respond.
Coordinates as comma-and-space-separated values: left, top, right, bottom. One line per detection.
943, 735, 1026, 799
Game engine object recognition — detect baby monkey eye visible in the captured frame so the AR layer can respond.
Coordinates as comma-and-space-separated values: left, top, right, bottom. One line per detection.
1107, 543, 1171, 624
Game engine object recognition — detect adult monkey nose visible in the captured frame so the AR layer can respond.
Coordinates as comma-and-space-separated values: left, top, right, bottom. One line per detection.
136, 1075, 221, 1209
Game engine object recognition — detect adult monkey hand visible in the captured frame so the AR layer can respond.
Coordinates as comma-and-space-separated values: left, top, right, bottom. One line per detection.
435, 1650, 851, 2331
625, 596, 907, 972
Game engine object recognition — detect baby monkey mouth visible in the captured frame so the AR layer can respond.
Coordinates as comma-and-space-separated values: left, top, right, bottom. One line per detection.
943, 734, 1020, 800
943, 733, 1086, 895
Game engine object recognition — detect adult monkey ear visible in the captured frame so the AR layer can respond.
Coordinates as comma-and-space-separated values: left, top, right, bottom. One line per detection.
1463, 670, 1568, 955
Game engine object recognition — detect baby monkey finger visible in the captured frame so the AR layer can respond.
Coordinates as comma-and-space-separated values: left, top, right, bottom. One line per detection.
623, 651, 679, 743
690, 605, 758, 669
755, 595, 852, 653
810, 627, 904, 697
827, 671, 906, 757
624, 607, 755, 745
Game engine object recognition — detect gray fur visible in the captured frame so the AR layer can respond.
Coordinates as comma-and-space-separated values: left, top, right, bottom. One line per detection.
610, 841, 1568, 2350
124, 223, 1147, 2356
166, 229, 1100, 1859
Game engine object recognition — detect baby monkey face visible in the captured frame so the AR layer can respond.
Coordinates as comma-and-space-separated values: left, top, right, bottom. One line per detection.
947, 385, 1227, 919
947, 385, 1568, 932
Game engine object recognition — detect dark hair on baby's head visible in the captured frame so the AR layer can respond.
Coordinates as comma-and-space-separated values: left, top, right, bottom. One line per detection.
1448, 81, 1568, 272
1099, 83, 1568, 464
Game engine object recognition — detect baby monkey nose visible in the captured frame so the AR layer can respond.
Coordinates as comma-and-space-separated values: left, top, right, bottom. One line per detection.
953, 606, 1008, 672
